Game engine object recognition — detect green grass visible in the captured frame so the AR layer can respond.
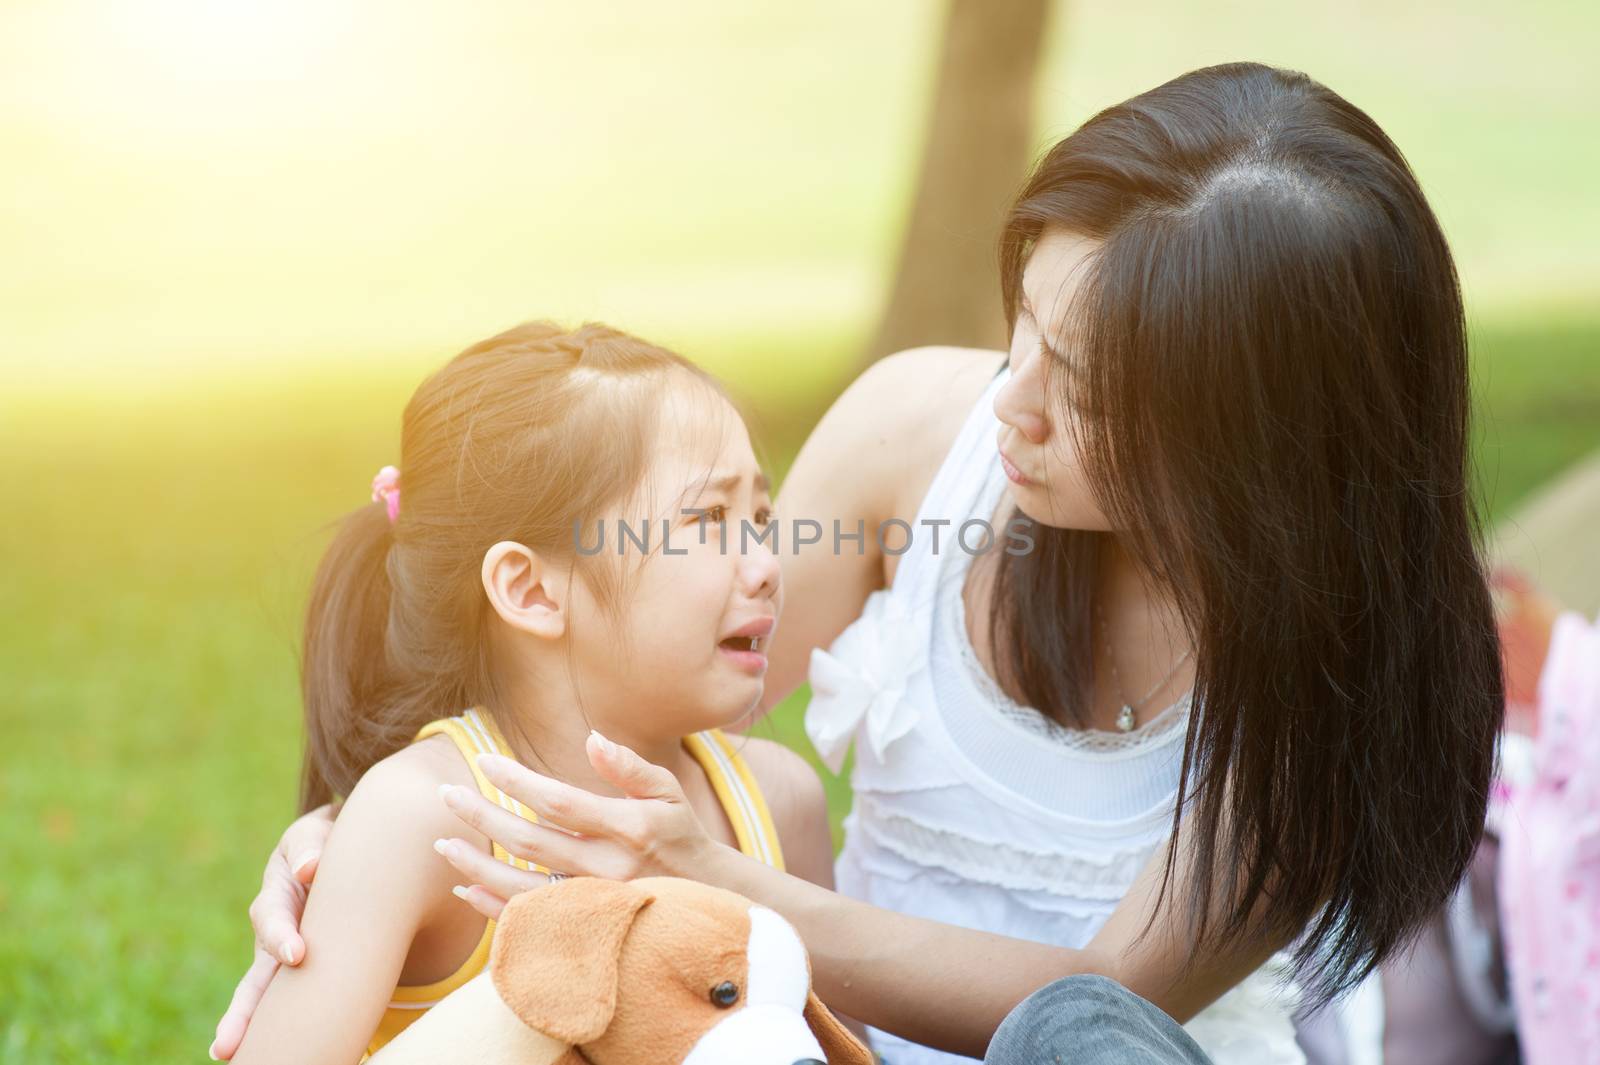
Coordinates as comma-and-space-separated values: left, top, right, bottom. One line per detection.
3, 313, 1597, 1061
1470, 312, 1600, 523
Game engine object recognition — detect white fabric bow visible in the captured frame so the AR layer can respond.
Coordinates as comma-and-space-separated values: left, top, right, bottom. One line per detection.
805, 588, 928, 773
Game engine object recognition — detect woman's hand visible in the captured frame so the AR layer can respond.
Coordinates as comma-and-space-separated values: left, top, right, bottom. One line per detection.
209, 802, 338, 1060
434, 731, 719, 920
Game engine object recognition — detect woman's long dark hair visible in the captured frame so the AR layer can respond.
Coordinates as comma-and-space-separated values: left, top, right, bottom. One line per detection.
991, 62, 1502, 1001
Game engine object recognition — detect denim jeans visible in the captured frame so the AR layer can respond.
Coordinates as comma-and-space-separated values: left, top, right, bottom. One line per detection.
985, 974, 1214, 1065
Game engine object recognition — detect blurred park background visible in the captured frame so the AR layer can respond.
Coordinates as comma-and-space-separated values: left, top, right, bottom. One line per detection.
2, 1, 1597, 1059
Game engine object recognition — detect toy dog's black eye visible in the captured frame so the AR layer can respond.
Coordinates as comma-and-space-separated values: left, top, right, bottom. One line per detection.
710, 981, 739, 1008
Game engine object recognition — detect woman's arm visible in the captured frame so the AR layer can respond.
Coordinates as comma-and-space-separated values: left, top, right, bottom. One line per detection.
225, 750, 472, 1065
694, 827, 1280, 1056
761, 346, 1005, 710
437, 736, 1287, 1059
735, 735, 877, 1041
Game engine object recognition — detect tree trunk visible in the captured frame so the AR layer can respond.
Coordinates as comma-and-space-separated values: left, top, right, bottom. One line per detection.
864, 0, 1053, 365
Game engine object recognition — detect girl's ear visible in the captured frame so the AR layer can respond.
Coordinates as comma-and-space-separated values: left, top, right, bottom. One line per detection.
481, 541, 566, 640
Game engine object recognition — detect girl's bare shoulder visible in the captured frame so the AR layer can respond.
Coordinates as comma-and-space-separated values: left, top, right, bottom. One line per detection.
335, 735, 488, 866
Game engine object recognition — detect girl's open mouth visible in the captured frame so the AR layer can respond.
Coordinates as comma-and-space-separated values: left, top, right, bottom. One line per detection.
718, 635, 768, 672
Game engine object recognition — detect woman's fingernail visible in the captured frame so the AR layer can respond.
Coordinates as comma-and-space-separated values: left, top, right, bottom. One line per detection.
437, 783, 456, 802
279, 941, 298, 965
433, 838, 453, 858
590, 729, 616, 755
290, 850, 316, 876
208, 1041, 221, 1061
451, 884, 471, 902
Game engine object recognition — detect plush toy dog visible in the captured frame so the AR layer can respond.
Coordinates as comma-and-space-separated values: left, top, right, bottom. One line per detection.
369, 876, 873, 1065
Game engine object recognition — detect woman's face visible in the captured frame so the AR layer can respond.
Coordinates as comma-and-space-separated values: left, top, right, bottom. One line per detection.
564, 383, 782, 741
993, 228, 1114, 531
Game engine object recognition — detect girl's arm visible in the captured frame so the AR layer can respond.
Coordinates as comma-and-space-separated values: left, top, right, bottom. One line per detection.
438, 738, 1287, 1060
734, 736, 835, 887
228, 749, 472, 1065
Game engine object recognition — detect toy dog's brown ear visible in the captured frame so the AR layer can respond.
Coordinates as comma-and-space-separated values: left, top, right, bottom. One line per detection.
804, 992, 874, 1065
489, 878, 656, 1045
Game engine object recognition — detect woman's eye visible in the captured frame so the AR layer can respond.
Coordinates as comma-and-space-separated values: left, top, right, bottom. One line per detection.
754, 507, 774, 526
695, 505, 727, 524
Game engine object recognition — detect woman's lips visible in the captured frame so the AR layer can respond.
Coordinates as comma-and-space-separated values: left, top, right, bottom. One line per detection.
999, 450, 1033, 487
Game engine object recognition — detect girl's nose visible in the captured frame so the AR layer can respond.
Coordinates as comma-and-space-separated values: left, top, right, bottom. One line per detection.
741, 536, 782, 601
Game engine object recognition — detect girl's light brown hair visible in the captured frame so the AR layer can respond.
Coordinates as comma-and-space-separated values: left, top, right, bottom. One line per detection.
992, 62, 1502, 1001
298, 321, 725, 811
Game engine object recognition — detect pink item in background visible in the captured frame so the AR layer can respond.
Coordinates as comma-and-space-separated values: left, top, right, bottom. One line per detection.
1499, 609, 1600, 1063
1491, 567, 1559, 737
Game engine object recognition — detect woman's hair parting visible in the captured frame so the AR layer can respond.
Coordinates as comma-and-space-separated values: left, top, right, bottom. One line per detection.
298, 321, 724, 812
993, 62, 1503, 1001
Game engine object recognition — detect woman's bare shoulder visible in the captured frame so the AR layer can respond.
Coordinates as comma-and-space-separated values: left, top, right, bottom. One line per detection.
795, 346, 1005, 519
848, 346, 1005, 441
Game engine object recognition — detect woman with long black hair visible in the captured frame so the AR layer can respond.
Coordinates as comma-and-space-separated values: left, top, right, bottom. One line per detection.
216, 63, 1501, 1063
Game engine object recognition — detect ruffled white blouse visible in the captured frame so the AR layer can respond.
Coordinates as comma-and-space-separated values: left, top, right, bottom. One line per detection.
805, 366, 1304, 1065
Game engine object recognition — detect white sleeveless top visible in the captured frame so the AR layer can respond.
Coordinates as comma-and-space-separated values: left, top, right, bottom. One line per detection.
805, 366, 1304, 1065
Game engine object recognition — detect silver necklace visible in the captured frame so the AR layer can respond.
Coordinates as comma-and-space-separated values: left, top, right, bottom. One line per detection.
1095, 601, 1193, 732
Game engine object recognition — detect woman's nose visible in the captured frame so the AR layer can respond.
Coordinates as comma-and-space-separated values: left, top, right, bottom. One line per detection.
994, 375, 1049, 446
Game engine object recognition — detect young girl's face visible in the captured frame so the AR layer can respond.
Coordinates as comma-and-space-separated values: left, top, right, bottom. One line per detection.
564, 382, 782, 741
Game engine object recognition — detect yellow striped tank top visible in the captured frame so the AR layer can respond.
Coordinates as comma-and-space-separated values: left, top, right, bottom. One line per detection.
362, 707, 786, 1058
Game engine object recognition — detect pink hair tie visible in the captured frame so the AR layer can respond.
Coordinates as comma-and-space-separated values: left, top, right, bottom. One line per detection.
370, 465, 401, 523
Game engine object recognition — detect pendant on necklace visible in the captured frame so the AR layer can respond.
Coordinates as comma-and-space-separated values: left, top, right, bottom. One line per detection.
1116, 705, 1136, 732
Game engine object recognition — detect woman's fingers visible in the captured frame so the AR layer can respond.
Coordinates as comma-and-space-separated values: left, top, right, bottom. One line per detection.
452, 882, 510, 922
247, 803, 336, 967
461, 741, 714, 882
470, 754, 624, 836
279, 802, 336, 885
586, 730, 687, 801
250, 851, 309, 966
289, 850, 319, 885
216, 809, 338, 1057
436, 782, 590, 861
434, 835, 553, 900
209, 945, 280, 1060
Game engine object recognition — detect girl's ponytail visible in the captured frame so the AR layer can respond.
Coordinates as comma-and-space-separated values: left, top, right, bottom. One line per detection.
298, 499, 398, 812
